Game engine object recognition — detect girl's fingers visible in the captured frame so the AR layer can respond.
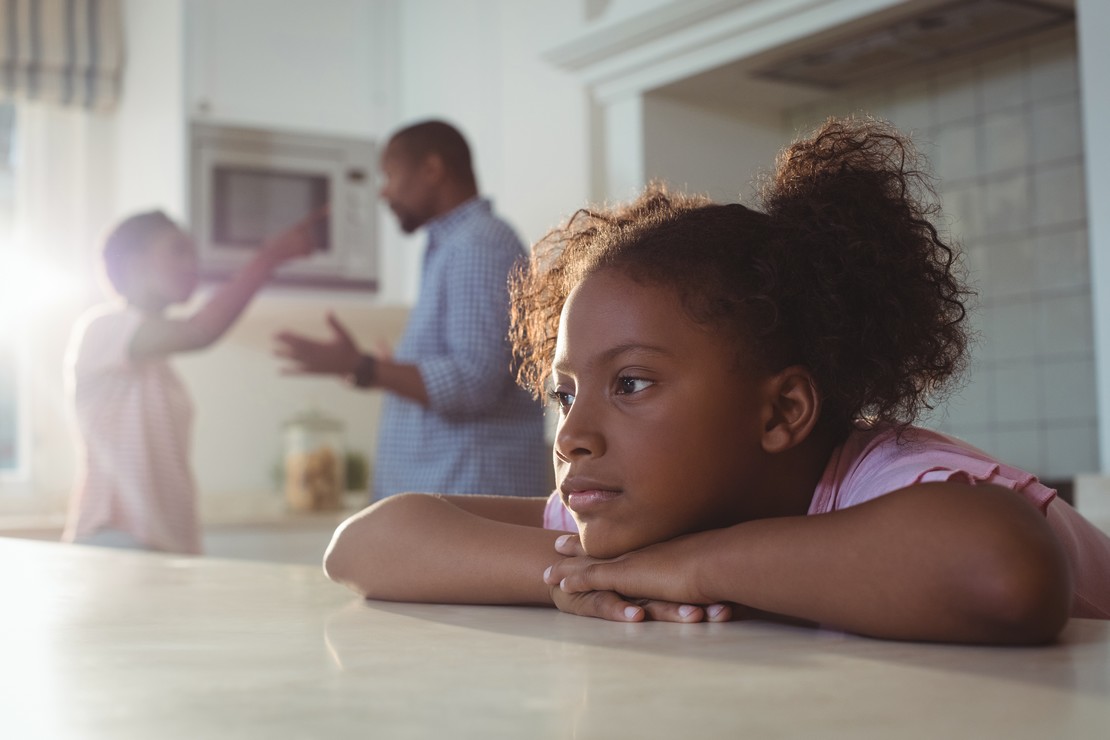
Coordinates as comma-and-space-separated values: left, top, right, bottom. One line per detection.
705, 603, 732, 622
553, 533, 584, 556
638, 600, 705, 623
552, 587, 644, 622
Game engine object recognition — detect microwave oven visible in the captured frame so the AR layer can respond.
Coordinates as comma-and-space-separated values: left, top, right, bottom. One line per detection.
188, 122, 378, 289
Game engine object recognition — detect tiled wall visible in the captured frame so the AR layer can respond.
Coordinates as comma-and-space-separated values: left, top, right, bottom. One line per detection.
785, 27, 1093, 480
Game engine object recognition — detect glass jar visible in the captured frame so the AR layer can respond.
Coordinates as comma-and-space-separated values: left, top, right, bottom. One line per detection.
283, 409, 345, 512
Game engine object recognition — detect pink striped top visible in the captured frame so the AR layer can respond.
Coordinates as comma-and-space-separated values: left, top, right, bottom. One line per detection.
62, 303, 200, 554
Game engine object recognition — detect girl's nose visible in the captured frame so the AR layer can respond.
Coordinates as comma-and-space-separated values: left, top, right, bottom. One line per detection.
553, 403, 605, 462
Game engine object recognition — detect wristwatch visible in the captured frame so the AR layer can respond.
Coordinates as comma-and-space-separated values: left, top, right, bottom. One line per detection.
349, 354, 379, 389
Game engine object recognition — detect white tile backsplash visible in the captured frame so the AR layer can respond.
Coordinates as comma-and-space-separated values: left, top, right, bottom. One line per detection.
978, 50, 1028, 114
1035, 293, 1094, 357
1032, 161, 1087, 228
982, 110, 1029, 175
1028, 37, 1080, 101
935, 68, 978, 124
1042, 421, 1099, 478
1031, 97, 1083, 165
981, 172, 1031, 237
941, 183, 986, 243
982, 237, 1036, 299
981, 300, 1039, 362
1035, 227, 1089, 292
1040, 356, 1097, 422
890, 80, 935, 132
994, 425, 1044, 473
942, 364, 994, 428
993, 362, 1042, 424
935, 121, 980, 183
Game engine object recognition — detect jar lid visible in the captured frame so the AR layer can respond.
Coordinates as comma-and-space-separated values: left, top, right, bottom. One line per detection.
284, 408, 344, 432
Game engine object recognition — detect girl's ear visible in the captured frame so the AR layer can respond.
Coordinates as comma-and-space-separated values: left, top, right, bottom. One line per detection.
760, 366, 820, 454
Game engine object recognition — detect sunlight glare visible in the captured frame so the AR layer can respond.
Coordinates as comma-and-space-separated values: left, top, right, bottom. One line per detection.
0, 249, 82, 334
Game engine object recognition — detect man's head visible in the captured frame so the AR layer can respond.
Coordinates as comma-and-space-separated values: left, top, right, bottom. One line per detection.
378, 120, 479, 233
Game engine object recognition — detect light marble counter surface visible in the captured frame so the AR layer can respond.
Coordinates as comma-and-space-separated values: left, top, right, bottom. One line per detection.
2, 538, 1108, 739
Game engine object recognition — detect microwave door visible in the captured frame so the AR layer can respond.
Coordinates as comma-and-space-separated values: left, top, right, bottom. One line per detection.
197, 150, 346, 271
189, 123, 378, 290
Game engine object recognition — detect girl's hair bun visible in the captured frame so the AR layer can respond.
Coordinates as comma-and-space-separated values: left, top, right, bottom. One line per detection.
510, 116, 973, 435
758, 116, 972, 430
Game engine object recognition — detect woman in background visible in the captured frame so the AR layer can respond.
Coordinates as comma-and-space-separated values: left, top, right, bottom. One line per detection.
63, 209, 321, 554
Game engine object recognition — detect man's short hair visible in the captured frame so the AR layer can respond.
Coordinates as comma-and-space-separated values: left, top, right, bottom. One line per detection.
389, 120, 475, 185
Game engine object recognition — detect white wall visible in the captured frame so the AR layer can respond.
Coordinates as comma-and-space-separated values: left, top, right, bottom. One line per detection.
114, 0, 187, 220
394, 0, 589, 246
643, 94, 785, 203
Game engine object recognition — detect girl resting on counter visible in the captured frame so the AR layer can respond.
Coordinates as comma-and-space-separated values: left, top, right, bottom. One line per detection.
323, 117, 1110, 644
63, 208, 323, 555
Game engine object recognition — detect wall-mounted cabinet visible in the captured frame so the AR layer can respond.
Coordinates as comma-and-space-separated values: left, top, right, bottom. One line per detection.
185, 0, 394, 139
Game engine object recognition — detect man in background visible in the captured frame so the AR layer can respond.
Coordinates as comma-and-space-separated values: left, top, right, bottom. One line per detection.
274, 120, 549, 500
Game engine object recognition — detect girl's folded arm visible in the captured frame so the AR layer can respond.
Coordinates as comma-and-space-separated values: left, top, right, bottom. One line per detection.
323, 493, 561, 605
551, 482, 1072, 643
697, 481, 1072, 643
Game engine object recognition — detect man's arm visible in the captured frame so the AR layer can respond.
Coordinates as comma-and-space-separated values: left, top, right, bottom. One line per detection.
274, 315, 432, 405
546, 482, 1072, 644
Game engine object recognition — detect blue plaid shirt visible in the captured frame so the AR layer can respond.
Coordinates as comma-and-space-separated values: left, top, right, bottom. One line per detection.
373, 198, 550, 499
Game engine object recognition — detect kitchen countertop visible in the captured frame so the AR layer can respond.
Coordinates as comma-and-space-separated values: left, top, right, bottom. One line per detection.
3, 538, 1108, 739
0, 491, 367, 535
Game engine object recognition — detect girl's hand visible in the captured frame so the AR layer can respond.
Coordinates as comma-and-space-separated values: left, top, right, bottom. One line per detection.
544, 534, 732, 623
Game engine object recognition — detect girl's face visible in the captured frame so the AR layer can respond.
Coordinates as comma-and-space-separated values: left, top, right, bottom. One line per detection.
133, 227, 199, 307
550, 269, 774, 559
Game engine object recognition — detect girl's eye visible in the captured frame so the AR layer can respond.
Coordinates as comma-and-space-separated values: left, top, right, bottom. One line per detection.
545, 388, 575, 412
616, 376, 653, 395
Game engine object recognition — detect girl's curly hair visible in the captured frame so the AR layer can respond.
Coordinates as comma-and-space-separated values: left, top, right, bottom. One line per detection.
509, 116, 972, 439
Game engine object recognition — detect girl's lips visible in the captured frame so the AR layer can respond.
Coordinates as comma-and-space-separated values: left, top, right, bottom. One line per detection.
564, 489, 621, 514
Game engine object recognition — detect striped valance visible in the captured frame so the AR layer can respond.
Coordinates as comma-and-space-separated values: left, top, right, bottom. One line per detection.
0, 0, 123, 112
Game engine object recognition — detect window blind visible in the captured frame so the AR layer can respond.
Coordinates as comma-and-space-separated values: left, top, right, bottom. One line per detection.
0, 0, 123, 112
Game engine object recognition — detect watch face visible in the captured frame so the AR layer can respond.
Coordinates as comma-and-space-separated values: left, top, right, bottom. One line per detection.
355, 355, 378, 387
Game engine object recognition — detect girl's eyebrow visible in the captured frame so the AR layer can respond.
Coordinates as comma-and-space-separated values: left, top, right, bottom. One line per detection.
553, 342, 673, 373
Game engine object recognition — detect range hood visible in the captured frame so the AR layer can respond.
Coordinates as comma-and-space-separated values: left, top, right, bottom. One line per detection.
754, 0, 1074, 88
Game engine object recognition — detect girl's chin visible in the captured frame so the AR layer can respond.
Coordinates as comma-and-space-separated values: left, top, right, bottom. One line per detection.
578, 528, 645, 560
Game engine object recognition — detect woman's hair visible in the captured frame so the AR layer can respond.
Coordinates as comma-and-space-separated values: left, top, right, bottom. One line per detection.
509, 116, 972, 439
101, 210, 178, 294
